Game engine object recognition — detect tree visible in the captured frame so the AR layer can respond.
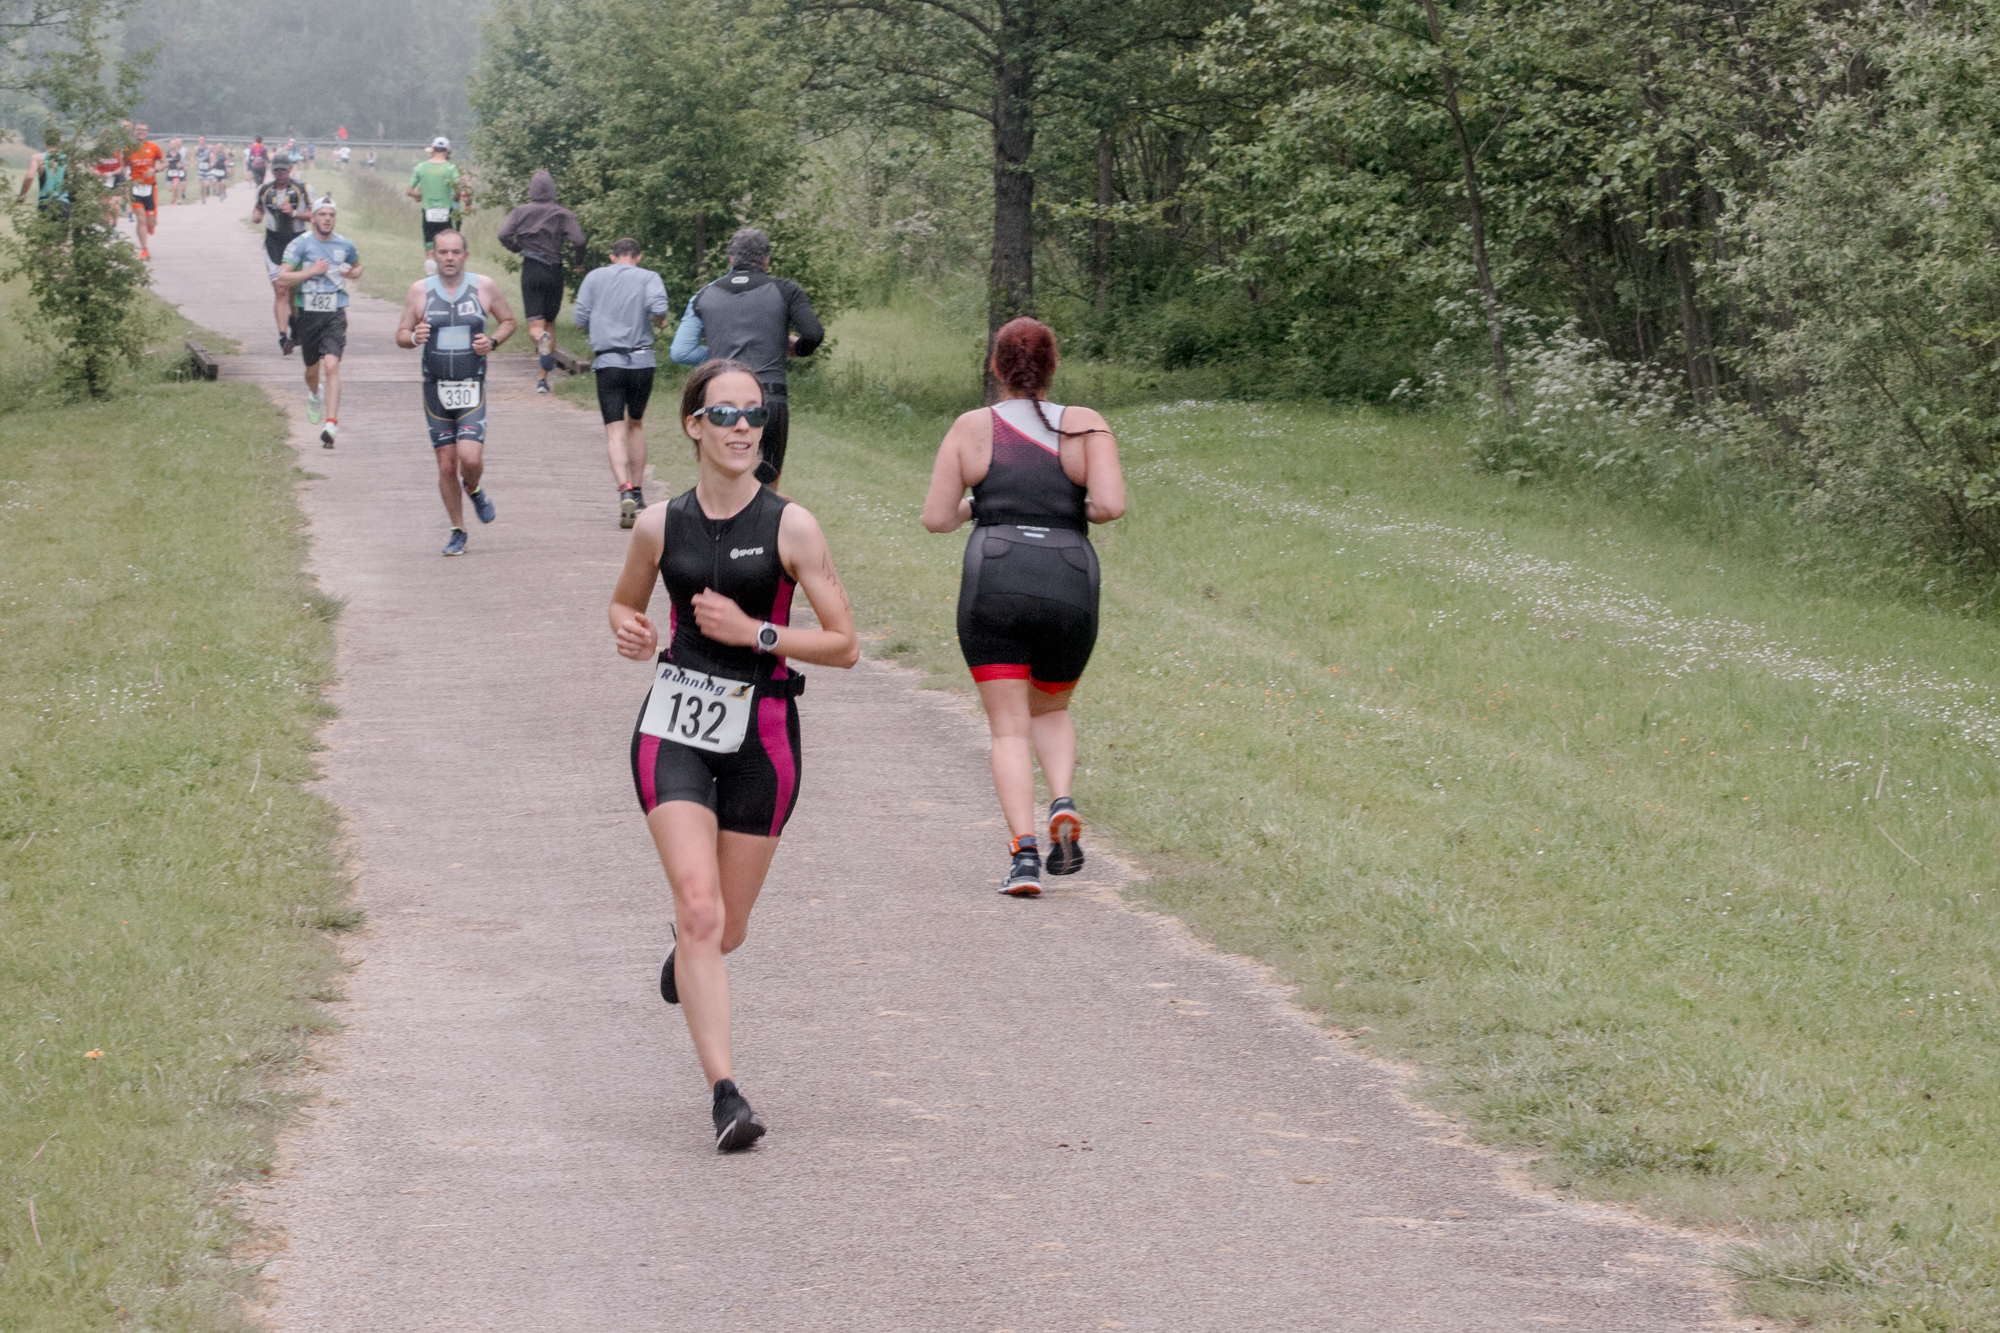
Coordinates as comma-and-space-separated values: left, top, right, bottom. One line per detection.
794, 0, 1169, 398
2, 0, 152, 397
472, 0, 825, 299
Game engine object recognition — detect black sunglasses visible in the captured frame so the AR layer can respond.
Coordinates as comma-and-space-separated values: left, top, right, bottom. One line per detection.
693, 405, 769, 428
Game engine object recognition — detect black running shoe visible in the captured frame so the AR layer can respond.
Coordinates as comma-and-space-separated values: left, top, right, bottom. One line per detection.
1046, 796, 1085, 876
658, 925, 678, 1005
630, 488, 645, 510
1001, 836, 1043, 897
712, 1078, 765, 1152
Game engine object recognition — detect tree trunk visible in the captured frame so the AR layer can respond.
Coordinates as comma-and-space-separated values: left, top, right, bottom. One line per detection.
1420, 0, 1514, 417
1658, 160, 1717, 402
984, 37, 1036, 403
1093, 130, 1113, 310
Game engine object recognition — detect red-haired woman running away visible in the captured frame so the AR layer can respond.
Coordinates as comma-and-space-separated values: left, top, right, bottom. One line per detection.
922, 318, 1127, 896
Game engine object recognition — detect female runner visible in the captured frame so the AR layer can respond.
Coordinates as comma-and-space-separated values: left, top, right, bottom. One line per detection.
609, 358, 859, 1149
921, 318, 1126, 896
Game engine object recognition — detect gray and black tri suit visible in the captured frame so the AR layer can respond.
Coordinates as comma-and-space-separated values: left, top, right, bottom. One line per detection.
669, 266, 824, 483
420, 273, 489, 447
630, 485, 807, 837
958, 399, 1101, 691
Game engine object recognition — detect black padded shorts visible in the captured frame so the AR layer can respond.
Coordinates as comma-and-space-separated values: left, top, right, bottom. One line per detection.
957, 524, 1099, 691
631, 695, 802, 837
521, 256, 564, 324
293, 309, 347, 367
595, 365, 655, 423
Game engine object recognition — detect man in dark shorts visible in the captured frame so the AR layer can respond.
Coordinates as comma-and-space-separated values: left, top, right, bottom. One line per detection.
395, 230, 517, 556
276, 197, 361, 448
251, 159, 311, 354
497, 168, 585, 395
123, 126, 164, 258
247, 136, 269, 188
407, 137, 465, 277
669, 226, 823, 485
574, 237, 670, 527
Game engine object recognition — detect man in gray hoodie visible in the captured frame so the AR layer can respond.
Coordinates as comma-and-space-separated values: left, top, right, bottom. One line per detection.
497, 168, 586, 394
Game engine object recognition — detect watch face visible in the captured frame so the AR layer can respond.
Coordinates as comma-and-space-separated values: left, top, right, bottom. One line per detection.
758, 625, 779, 650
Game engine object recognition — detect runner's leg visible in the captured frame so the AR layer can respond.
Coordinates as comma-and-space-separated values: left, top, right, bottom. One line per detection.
628, 418, 648, 487
645, 802, 778, 1085
320, 353, 343, 423
454, 436, 485, 497
606, 419, 634, 489
435, 442, 469, 528
975, 677, 1038, 840
1028, 686, 1078, 801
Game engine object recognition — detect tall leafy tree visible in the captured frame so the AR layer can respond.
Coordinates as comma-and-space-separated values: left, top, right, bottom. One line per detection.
473, 0, 825, 299
794, 0, 1183, 396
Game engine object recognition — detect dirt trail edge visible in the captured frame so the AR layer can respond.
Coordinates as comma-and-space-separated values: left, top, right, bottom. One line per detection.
149, 195, 1745, 1333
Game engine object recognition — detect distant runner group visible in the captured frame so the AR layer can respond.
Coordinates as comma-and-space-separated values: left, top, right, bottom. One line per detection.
212, 146, 1126, 1154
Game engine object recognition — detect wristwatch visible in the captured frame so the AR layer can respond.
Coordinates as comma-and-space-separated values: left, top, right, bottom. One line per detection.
756, 622, 780, 653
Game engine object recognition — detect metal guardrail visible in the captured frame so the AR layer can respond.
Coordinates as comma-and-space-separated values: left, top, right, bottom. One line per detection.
143, 137, 446, 152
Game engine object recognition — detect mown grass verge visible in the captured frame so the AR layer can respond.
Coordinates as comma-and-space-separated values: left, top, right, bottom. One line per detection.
0, 278, 352, 1330
787, 301, 2000, 1332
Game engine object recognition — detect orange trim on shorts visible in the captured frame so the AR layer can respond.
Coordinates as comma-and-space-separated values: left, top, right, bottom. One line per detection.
970, 664, 1031, 683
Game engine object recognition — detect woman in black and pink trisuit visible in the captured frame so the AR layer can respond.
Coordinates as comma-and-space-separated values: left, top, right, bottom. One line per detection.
922, 318, 1128, 896
609, 358, 859, 1149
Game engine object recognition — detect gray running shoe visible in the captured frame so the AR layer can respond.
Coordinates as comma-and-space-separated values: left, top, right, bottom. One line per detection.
619, 491, 638, 529
1001, 837, 1042, 897
465, 484, 496, 525
1046, 797, 1084, 875
441, 527, 468, 557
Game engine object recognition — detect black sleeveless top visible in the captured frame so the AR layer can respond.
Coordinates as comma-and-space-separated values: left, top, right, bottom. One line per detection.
971, 404, 1089, 531
658, 485, 797, 687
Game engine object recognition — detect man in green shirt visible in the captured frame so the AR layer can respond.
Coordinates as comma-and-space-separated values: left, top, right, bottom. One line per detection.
407, 136, 467, 276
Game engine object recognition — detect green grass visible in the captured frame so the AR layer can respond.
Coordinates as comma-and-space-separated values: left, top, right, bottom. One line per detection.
0, 274, 350, 1330
786, 303, 2000, 1332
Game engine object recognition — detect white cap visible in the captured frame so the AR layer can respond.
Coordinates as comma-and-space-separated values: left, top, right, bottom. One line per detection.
430, 136, 451, 151
313, 195, 337, 214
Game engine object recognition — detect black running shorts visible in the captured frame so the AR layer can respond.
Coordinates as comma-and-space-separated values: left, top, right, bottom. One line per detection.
755, 389, 789, 484
292, 309, 348, 367
631, 696, 802, 837
595, 365, 655, 424
422, 216, 455, 249
423, 378, 488, 448
521, 256, 564, 324
958, 524, 1100, 691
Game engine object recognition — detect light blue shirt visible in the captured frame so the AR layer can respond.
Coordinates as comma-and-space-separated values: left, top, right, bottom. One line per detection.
281, 232, 360, 308
668, 295, 708, 366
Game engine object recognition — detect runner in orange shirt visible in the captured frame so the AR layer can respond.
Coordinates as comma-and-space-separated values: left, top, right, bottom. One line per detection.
125, 125, 165, 259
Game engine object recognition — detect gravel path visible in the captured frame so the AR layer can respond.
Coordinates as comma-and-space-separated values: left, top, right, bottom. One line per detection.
148, 191, 1745, 1332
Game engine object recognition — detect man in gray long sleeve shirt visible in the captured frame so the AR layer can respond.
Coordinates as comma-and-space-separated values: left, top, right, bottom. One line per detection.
573, 237, 671, 527
670, 226, 822, 484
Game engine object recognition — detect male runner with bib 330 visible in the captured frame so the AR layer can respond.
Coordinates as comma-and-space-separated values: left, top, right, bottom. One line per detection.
922, 317, 1126, 897
395, 230, 516, 556
608, 358, 859, 1151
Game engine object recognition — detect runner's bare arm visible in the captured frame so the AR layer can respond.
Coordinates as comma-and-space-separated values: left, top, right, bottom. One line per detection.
473, 278, 516, 355
609, 504, 667, 660
690, 504, 859, 669
272, 260, 323, 290
921, 408, 991, 532
1067, 407, 1126, 523
395, 281, 431, 349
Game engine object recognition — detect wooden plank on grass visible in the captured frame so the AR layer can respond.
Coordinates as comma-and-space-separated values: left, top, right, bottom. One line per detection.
552, 344, 589, 376
185, 338, 220, 381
